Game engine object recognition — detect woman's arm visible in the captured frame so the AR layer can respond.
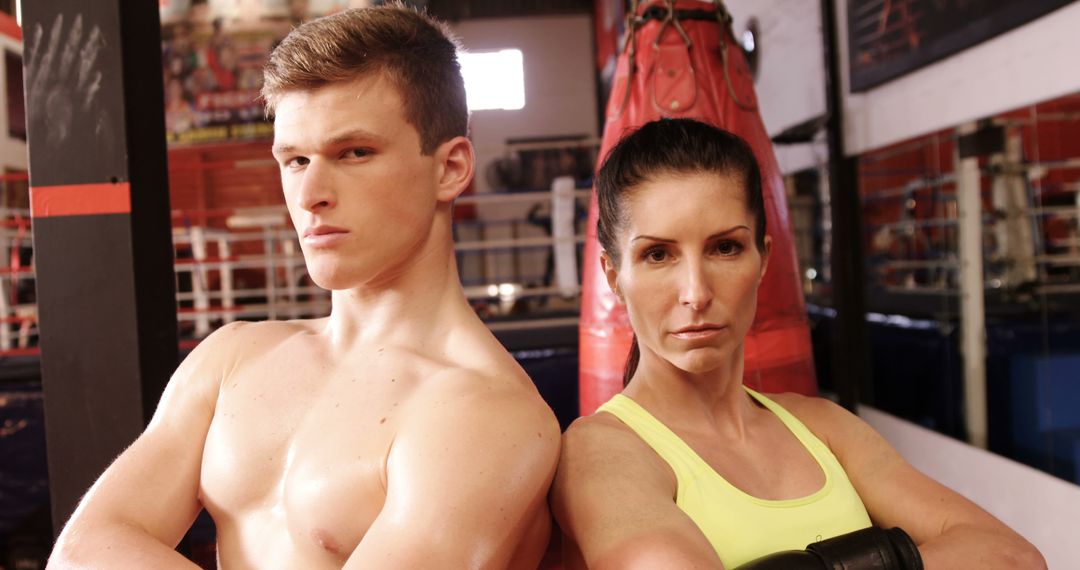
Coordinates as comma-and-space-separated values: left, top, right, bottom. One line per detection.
775, 394, 1046, 570
551, 413, 725, 570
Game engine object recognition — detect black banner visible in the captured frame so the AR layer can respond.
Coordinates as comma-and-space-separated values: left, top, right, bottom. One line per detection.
848, 0, 1075, 92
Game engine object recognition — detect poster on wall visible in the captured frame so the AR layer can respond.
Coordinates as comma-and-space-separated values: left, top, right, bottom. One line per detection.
848, 0, 1075, 92
162, 21, 288, 145
159, 0, 399, 146
208, 0, 292, 20
160, 0, 193, 25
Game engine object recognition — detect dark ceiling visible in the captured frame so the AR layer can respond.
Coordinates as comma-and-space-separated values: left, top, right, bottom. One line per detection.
413, 0, 594, 21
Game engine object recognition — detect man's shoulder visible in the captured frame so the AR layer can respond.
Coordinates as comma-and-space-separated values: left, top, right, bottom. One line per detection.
415, 329, 543, 407
199, 318, 319, 344
432, 362, 557, 426
191, 318, 320, 357
176, 319, 322, 385
400, 361, 560, 454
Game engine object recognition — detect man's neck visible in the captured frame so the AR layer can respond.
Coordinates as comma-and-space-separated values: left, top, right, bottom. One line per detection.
323, 221, 472, 350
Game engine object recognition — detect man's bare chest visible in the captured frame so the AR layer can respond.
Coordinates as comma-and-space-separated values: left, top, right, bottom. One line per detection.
198, 359, 416, 553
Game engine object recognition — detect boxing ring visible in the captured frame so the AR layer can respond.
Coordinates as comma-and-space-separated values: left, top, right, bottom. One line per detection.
0, 167, 595, 568
0, 178, 593, 348
811, 103, 1080, 482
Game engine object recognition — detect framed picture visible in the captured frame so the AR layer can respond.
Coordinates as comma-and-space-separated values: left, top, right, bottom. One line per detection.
848, 0, 1074, 92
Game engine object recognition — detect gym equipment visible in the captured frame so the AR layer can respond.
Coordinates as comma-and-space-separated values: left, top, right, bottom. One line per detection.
580, 0, 817, 414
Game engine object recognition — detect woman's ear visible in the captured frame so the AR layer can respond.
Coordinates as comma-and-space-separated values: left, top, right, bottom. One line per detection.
759, 234, 773, 281
601, 251, 623, 303
434, 135, 475, 202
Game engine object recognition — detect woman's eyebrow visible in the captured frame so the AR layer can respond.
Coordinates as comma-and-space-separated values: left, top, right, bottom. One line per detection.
631, 234, 675, 243
707, 225, 751, 240
631, 225, 751, 243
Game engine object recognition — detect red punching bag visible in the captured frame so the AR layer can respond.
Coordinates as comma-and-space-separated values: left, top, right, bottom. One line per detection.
579, 0, 817, 415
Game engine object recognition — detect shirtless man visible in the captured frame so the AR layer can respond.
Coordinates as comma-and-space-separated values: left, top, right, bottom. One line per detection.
49, 6, 560, 569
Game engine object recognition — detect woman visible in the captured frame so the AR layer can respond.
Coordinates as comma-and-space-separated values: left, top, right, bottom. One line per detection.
551, 119, 1044, 569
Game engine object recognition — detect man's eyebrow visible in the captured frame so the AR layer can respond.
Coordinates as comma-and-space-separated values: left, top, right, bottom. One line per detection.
325, 129, 389, 148
272, 129, 388, 156
271, 142, 295, 156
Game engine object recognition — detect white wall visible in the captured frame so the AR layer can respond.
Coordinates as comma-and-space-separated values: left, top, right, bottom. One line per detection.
724, 1, 828, 175
727, 1, 1080, 163
836, 1, 1080, 155
452, 15, 598, 196
861, 406, 1080, 569
724, 0, 826, 139
451, 15, 598, 285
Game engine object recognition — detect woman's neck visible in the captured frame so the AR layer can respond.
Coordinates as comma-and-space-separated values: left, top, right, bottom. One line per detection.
622, 346, 757, 441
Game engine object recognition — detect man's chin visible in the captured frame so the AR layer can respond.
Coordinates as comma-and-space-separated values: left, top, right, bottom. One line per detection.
307, 265, 386, 292
306, 269, 354, 292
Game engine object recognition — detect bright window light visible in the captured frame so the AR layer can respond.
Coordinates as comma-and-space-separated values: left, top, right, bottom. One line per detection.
458, 49, 525, 111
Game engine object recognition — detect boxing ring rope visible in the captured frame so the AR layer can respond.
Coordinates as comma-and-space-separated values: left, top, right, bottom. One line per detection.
1, 105, 1075, 355
857, 119, 1080, 299
0, 175, 591, 354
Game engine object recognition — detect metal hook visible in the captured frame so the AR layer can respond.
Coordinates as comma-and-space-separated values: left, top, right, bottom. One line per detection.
714, 0, 755, 111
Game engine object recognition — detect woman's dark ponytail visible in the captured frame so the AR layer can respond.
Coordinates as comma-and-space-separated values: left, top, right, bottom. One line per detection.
623, 334, 640, 387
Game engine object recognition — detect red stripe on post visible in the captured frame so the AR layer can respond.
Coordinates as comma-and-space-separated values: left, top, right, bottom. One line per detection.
0, 13, 20, 42
31, 182, 132, 218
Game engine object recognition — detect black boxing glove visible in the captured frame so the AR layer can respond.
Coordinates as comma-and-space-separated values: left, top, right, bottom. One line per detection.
735, 526, 923, 570
735, 548, 828, 569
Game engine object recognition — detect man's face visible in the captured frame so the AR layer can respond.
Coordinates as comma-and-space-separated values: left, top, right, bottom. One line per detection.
272, 74, 441, 291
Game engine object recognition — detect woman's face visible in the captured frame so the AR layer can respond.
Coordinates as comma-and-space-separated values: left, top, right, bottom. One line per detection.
604, 171, 771, 376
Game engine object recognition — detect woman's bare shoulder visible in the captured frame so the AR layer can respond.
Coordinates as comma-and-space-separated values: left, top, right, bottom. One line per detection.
554, 411, 722, 568
557, 410, 675, 498
762, 391, 864, 449
562, 411, 653, 463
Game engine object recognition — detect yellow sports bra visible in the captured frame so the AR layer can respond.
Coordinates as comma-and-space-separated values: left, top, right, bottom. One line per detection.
597, 387, 872, 568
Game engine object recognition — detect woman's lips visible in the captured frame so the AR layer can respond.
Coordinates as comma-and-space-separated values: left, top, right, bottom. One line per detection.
670, 324, 725, 339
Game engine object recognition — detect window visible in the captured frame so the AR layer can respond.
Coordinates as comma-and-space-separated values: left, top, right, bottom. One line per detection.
458, 49, 525, 111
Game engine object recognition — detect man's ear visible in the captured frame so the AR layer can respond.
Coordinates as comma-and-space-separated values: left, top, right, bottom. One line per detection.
601, 251, 623, 303
759, 234, 773, 281
434, 136, 475, 202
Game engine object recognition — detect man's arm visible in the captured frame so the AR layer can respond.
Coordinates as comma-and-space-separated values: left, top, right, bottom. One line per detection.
777, 394, 1046, 570
551, 415, 724, 570
342, 375, 561, 569
49, 322, 246, 569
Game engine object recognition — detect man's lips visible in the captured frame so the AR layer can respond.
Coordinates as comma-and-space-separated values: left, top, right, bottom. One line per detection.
302, 225, 350, 247
303, 224, 349, 238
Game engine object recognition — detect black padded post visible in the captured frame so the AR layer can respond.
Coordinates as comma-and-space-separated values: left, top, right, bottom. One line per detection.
22, 0, 178, 535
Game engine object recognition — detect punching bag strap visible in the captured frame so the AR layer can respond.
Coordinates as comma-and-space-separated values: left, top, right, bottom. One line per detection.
649, 0, 697, 114
611, 0, 641, 119
714, 0, 757, 111
651, 0, 693, 50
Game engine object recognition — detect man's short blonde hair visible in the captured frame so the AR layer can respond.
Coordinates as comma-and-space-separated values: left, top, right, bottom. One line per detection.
262, 4, 468, 155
